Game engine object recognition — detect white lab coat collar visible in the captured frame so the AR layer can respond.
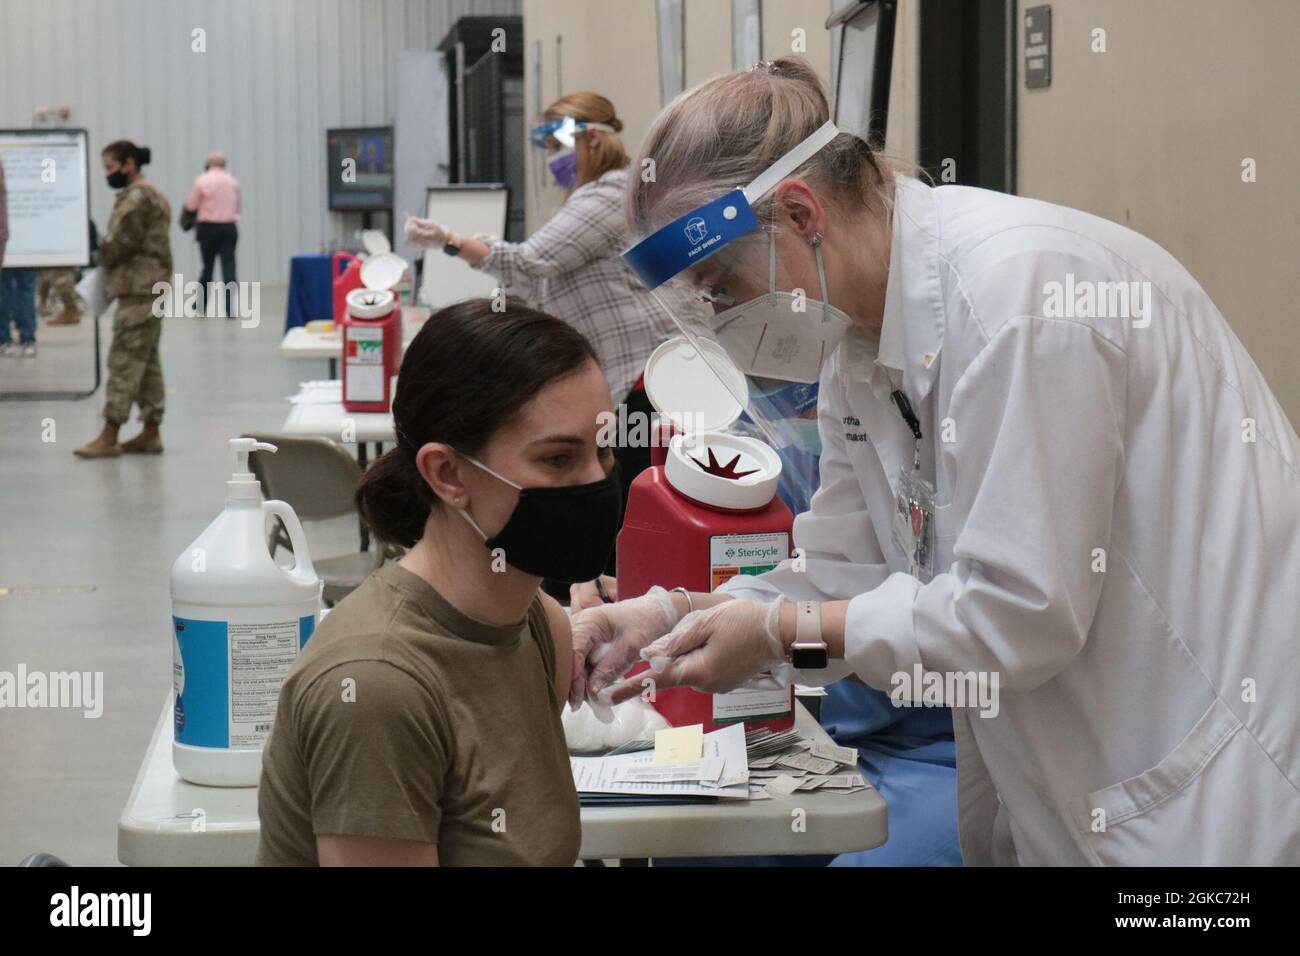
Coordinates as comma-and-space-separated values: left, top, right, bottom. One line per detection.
841, 177, 944, 403
876, 212, 906, 371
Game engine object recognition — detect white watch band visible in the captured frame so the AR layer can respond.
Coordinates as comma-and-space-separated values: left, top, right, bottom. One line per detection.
795, 600, 822, 643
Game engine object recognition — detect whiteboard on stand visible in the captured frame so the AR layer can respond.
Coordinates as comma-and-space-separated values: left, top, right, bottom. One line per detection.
419, 184, 509, 310
0, 128, 92, 268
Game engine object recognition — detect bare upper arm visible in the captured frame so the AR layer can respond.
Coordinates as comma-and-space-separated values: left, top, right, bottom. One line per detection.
316, 834, 439, 867
540, 592, 572, 709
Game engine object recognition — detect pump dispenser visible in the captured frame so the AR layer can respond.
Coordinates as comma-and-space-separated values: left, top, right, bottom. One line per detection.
228, 438, 275, 498
170, 438, 322, 786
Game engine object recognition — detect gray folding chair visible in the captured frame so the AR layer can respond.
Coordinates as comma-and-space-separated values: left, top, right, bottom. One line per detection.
242, 433, 392, 605
19, 852, 69, 866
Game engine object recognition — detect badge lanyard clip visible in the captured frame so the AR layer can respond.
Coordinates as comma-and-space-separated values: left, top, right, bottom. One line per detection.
889, 384, 936, 581
890, 387, 923, 471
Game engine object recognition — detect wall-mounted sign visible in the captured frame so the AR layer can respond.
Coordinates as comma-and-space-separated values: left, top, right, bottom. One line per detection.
1025, 5, 1052, 89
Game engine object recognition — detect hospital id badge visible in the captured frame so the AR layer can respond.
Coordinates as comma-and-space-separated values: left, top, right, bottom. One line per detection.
892, 466, 936, 581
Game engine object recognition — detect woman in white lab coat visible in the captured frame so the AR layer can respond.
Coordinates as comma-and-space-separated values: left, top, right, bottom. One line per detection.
571, 58, 1300, 865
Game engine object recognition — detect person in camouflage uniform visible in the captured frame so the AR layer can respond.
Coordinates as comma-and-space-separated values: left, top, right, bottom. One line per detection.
74, 140, 172, 459
37, 267, 83, 324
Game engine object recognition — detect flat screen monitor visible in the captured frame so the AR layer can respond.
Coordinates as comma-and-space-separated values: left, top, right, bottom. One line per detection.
327, 126, 394, 211
0, 128, 92, 268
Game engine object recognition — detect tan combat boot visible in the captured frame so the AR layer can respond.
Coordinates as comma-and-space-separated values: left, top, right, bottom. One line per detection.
120, 425, 163, 454
48, 309, 82, 325
74, 423, 122, 459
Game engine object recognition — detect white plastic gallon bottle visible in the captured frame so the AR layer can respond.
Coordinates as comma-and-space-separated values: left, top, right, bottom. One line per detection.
171, 438, 322, 786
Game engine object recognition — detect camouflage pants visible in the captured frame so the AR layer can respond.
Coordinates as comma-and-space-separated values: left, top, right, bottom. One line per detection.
104, 296, 165, 425
37, 268, 82, 313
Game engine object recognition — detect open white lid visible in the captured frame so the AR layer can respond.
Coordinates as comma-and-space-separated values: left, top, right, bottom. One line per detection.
360, 229, 391, 255
346, 287, 396, 319
360, 251, 407, 292
643, 336, 748, 435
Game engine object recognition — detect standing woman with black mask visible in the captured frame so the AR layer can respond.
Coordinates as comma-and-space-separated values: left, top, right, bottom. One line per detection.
257, 297, 620, 866
75, 140, 172, 458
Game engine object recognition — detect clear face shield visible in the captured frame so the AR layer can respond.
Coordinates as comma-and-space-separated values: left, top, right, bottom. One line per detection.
623, 121, 850, 511
529, 116, 617, 191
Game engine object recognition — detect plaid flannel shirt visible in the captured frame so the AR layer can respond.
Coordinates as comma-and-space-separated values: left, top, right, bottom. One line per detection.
474, 167, 701, 401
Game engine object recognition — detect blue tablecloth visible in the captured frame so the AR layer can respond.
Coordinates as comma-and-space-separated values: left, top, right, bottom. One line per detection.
285, 253, 333, 331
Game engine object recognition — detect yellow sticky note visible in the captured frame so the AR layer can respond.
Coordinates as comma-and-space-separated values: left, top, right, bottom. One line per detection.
653, 725, 704, 765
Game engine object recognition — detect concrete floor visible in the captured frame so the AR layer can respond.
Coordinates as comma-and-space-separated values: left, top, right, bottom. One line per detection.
0, 285, 358, 865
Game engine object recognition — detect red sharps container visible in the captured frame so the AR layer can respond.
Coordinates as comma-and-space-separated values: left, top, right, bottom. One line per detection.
340, 252, 406, 414
616, 337, 795, 733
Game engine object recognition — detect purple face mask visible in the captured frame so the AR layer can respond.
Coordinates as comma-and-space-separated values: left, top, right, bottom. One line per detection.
548, 148, 578, 190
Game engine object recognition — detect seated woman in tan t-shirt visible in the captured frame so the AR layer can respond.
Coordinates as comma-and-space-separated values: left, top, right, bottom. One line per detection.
256, 298, 622, 866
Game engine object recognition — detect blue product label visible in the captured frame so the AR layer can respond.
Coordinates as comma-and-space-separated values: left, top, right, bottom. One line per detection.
173, 616, 230, 748
173, 612, 316, 750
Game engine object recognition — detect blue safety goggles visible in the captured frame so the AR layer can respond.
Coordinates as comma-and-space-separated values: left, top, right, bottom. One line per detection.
622, 121, 841, 290
528, 116, 614, 149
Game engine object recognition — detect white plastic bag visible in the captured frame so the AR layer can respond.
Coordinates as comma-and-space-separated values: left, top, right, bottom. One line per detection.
562, 696, 671, 754
75, 267, 109, 319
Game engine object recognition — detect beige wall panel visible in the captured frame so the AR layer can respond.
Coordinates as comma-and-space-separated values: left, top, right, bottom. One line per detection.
523, 0, 665, 231
685, 0, 734, 86
761, 0, 833, 84
522, 0, 922, 230
882, 0, 919, 164
1016, 0, 1300, 420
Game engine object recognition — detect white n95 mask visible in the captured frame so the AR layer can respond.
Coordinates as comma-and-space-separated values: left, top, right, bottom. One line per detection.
709, 231, 853, 384
622, 118, 857, 445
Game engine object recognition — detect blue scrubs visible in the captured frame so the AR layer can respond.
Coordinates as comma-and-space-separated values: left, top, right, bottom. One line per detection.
658, 398, 962, 867
819, 679, 961, 866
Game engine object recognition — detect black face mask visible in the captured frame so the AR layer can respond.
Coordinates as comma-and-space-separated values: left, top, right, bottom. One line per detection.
458, 453, 622, 583
106, 169, 129, 189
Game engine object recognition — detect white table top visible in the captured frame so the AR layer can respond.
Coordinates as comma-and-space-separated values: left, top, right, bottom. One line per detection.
118, 695, 887, 865
117, 695, 261, 867
280, 380, 395, 444
280, 306, 428, 359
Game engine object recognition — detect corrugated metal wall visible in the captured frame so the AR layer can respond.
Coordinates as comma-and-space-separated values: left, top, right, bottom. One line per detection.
0, 0, 521, 282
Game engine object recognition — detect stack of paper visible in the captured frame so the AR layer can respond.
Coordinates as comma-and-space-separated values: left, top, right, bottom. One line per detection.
743, 728, 872, 799
571, 722, 874, 803
570, 723, 750, 801
287, 380, 343, 404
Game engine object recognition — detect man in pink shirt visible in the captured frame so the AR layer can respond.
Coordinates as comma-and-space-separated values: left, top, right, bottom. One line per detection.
183, 151, 240, 317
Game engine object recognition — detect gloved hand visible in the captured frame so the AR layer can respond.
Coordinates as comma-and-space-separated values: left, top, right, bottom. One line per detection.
629, 598, 793, 698
403, 216, 449, 250
569, 586, 680, 711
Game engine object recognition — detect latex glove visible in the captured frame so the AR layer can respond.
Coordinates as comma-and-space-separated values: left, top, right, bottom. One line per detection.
569, 575, 617, 612
621, 598, 792, 700
403, 216, 449, 249
569, 586, 679, 711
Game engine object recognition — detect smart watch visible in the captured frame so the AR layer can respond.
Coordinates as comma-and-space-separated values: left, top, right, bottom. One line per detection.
442, 233, 461, 256
789, 600, 829, 669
